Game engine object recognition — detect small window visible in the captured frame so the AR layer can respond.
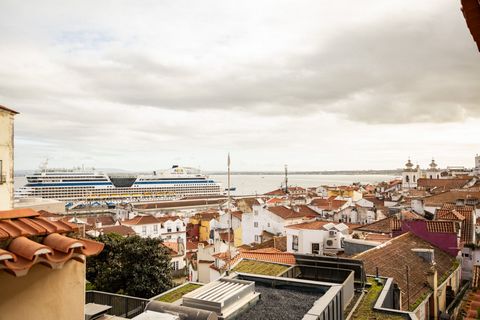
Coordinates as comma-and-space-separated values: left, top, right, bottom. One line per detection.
292, 235, 299, 251
254, 222, 258, 228
312, 243, 320, 255
153, 225, 158, 234
142, 225, 147, 235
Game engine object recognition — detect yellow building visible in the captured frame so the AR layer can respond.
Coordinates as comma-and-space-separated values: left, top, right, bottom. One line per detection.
0, 105, 18, 210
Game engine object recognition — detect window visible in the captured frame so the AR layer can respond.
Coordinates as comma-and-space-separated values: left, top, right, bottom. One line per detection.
167, 227, 172, 233
255, 235, 262, 243
254, 222, 258, 228
311, 243, 320, 255
142, 226, 147, 236
153, 225, 158, 234
171, 261, 179, 270
292, 235, 298, 251
254, 209, 258, 216
267, 222, 270, 227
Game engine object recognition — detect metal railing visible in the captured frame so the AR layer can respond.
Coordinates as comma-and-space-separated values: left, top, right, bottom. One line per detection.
86, 290, 150, 319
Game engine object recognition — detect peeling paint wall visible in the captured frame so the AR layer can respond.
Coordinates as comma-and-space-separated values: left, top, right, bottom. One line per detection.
0, 109, 15, 210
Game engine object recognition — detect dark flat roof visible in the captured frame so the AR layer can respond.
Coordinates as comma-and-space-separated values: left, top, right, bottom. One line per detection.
239, 283, 323, 320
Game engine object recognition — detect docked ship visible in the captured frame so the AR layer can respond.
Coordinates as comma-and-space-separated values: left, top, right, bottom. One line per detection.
15, 165, 223, 205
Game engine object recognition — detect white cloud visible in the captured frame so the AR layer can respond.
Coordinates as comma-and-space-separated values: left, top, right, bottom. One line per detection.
1, 0, 479, 170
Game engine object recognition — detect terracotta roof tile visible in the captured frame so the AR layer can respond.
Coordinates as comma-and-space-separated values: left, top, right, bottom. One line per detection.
310, 198, 347, 211
96, 225, 136, 236
0, 208, 39, 220
355, 217, 401, 234
267, 205, 319, 220
355, 232, 458, 310
436, 204, 475, 244
0, 209, 103, 277
426, 221, 457, 234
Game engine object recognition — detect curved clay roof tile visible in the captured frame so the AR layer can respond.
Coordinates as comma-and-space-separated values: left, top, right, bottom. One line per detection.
8, 236, 52, 260
0, 249, 15, 261
44, 233, 84, 253
0, 220, 28, 238
31, 217, 61, 233
75, 237, 104, 256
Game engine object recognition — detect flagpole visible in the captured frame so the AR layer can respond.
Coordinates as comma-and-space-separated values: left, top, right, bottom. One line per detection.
227, 153, 232, 274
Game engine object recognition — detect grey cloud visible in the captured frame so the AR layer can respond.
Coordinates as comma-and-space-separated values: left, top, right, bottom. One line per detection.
62, 3, 480, 124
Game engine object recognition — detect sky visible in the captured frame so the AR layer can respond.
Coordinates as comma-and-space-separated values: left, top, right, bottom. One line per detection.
1, 0, 479, 172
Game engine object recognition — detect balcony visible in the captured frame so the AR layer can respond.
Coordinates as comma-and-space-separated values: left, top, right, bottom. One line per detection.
85, 291, 149, 319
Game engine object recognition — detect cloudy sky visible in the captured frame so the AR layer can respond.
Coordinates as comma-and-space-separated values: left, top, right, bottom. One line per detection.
1, 0, 479, 172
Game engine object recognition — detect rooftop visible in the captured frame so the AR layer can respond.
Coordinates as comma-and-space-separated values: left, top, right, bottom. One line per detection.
267, 205, 318, 220
354, 232, 458, 311
232, 259, 290, 276
235, 281, 323, 320
155, 283, 203, 303
0, 208, 103, 276
350, 277, 406, 320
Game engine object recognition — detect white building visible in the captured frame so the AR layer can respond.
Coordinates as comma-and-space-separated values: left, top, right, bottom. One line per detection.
122, 215, 187, 243
402, 159, 422, 189
0, 105, 18, 210
285, 221, 350, 255
242, 205, 318, 245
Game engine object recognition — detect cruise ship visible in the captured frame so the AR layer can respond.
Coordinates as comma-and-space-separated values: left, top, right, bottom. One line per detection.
15, 165, 223, 204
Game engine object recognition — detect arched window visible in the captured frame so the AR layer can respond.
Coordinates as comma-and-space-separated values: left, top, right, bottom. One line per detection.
413, 175, 416, 182
406, 176, 410, 183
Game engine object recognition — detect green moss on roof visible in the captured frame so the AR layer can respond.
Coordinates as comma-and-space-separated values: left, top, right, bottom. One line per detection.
351, 278, 406, 320
233, 260, 289, 276
156, 283, 202, 303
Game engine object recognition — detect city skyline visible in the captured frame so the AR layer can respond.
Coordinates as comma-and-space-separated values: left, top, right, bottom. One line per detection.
1, 0, 479, 171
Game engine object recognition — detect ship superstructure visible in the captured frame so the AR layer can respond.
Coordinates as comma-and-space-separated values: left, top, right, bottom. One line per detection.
15, 165, 222, 204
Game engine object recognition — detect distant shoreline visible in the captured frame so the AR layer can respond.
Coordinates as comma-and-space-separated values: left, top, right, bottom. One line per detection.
14, 169, 403, 177
208, 170, 402, 176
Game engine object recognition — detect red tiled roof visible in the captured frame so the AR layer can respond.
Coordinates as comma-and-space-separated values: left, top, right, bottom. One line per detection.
436, 204, 475, 244
426, 221, 458, 234
97, 225, 136, 236
0, 105, 19, 114
355, 217, 402, 234
231, 211, 243, 221
286, 220, 361, 232
186, 241, 198, 251
264, 187, 306, 196
355, 232, 458, 310
0, 209, 103, 277
423, 189, 480, 207
267, 206, 319, 220
85, 216, 116, 226
122, 215, 159, 225
417, 178, 471, 192
163, 242, 180, 255
310, 198, 347, 211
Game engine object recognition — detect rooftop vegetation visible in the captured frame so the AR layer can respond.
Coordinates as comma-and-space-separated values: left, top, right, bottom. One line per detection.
232, 260, 289, 276
351, 277, 406, 320
156, 283, 203, 303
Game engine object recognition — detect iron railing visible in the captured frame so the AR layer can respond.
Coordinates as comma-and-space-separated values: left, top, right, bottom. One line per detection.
86, 290, 150, 319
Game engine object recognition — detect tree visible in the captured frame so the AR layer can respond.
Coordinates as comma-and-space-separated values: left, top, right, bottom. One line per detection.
87, 233, 173, 298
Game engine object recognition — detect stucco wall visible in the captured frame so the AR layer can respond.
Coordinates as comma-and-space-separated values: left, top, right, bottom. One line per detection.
0, 110, 15, 210
0, 260, 85, 320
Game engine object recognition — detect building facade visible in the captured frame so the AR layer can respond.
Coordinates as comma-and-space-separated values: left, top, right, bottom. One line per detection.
0, 105, 18, 210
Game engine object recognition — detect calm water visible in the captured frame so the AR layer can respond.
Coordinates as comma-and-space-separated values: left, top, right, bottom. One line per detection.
15, 174, 397, 196
211, 174, 397, 195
